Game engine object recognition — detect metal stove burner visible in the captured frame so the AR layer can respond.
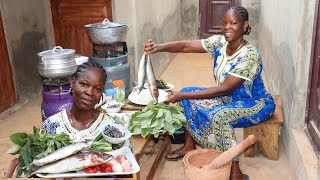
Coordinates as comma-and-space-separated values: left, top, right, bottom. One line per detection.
42, 78, 70, 93
92, 42, 127, 58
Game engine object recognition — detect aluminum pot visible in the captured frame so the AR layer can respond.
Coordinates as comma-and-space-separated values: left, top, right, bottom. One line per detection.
84, 18, 128, 45
37, 46, 77, 79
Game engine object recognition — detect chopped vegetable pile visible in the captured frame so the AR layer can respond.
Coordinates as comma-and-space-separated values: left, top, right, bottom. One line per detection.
156, 79, 170, 89
129, 102, 186, 138
103, 125, 124, 138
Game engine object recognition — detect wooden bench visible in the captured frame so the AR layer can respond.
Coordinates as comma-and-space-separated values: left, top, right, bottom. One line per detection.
243, 95, 284, 160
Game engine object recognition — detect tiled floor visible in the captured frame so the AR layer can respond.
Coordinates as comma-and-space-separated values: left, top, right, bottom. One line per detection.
0, 53, 295, 179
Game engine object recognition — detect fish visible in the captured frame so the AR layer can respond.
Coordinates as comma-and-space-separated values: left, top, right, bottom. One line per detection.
146, 54, 159, 103
32, 152, 113, 175
136, 53, 147, 94
33, 141, 91, 167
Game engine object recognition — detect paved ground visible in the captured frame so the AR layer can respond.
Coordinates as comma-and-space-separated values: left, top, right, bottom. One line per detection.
0, 53, 295, 179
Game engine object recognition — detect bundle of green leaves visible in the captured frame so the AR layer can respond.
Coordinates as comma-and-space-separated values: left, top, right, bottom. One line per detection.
129, 102, 186, 138
7, 126, 72, 177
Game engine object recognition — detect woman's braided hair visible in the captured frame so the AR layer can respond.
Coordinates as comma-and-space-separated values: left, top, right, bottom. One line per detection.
73, 61, 107, 83
230, 6, 251, 35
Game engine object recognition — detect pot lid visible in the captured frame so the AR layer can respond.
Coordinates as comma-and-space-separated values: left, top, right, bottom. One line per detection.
38, 46, 75, 58
84, 18, 127, 29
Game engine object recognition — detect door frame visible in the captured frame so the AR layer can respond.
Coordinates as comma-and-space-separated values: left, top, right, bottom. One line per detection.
0, 9, 16, 113
306, 0, 320, 154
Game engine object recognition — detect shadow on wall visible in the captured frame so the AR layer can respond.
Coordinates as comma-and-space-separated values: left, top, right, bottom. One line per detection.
11, 31, 49, 104
181, 4, 198, 40
135, 6, 181, 78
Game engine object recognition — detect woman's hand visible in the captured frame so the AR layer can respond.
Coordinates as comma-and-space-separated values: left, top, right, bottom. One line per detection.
164, 91, 185, 103
144, 39, 159, 54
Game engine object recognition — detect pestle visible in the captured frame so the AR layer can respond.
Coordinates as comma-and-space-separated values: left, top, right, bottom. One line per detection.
202, 135, 257, 170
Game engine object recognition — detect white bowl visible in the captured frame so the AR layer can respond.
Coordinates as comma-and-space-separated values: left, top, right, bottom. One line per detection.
101, 101, 123, 113
102, 123, 131, 144
128, 89, 168, 106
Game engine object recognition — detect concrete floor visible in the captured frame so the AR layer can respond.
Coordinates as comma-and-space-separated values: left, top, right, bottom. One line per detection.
0, 53, 295, 179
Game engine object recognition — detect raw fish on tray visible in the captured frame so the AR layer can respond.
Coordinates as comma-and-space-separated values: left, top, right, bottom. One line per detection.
33, 141, 91, 166
32, 152, 113, 175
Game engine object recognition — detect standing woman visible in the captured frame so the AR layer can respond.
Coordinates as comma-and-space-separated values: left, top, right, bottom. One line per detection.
144, 6, 275, 180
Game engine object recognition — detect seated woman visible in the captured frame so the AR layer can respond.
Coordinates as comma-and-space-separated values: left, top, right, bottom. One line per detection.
40, 61, 113, 141
3, 61, 120, 178
144, 6, 275, 180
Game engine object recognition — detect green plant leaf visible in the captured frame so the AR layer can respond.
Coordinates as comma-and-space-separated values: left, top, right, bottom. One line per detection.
10, 133, 28, 146
7, 146, 20, 155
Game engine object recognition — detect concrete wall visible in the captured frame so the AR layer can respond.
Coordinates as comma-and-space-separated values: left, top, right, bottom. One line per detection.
180, 0, 199, 40
0, 0, 53, 113
258, 0, 318, 179
241, 0, 260, 47
112, 0, 182, 81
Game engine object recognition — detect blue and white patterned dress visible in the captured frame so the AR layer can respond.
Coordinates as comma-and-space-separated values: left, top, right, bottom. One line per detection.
181, 35, 275, 162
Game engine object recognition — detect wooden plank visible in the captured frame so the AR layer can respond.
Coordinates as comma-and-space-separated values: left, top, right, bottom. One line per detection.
146, 135, 171, 180
131, 135, 151, 156
122, 99, 145, 111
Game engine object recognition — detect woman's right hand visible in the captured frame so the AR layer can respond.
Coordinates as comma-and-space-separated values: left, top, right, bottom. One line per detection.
144, 39, 159, 54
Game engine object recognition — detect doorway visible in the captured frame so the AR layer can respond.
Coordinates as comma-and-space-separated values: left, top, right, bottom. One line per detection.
306, 0, 320, 153
50, 0, 113, 57
199, 0, 240, 38
0, 10, 16, 112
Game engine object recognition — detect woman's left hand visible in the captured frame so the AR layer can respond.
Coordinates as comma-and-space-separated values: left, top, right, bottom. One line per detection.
164, 91, 184, 103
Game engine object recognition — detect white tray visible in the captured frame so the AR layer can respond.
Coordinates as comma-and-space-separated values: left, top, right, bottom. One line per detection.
36, 147, 140, 178
128, 89, 168, 106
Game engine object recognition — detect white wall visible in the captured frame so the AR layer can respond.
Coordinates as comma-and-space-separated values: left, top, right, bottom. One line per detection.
112, 0, 182, 82
258, 0, 318, 179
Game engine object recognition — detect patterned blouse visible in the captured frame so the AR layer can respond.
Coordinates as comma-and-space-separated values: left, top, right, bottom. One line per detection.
41, 110, 115, 142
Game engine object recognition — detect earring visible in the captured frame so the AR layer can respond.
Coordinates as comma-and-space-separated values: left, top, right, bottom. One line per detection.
69, 88, 73, 96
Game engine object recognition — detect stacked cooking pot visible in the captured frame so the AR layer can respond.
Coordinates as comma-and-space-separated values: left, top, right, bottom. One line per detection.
37, 46, 76, 121
37, 46, 77, 79
84, 18, 128, 45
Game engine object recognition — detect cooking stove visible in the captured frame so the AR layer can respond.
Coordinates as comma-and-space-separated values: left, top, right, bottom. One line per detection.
91, 42, 131, 97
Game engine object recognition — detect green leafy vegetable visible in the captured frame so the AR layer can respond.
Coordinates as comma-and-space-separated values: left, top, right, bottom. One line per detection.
156, 79, 170, 89
129, 102, 186, 138
7, 126, 72, 177
88, 133, 113, 152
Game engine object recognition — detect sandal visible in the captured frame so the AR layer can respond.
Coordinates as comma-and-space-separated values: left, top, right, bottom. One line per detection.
165, 150, 185, 161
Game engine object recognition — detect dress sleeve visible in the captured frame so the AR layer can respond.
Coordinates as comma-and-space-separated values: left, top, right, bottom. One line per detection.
228, 46, 261, 82
40, 113, 62, 134
201, 35, 224, 54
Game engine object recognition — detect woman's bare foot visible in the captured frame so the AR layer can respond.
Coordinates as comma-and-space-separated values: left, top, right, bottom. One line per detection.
165, 143, 196, 160
166, 129, 196, 160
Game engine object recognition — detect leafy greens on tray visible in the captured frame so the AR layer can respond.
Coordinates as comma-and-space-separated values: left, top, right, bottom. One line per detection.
129, 102, 187, 138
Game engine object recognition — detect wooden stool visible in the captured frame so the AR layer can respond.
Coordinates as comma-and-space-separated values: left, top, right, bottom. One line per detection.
243, 95, 284, 160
